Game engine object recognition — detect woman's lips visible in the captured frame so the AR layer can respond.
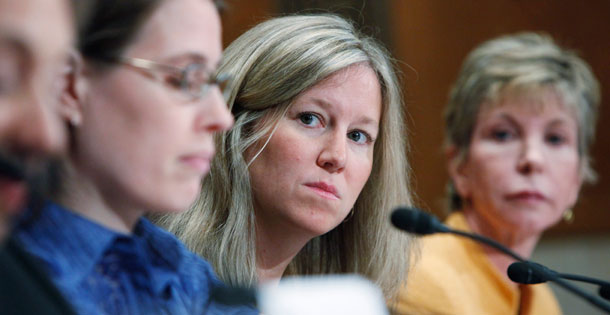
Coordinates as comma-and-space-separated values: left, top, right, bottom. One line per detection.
180, 153, 212, 174
304, 182, 340, 200
506, 191, 546, 202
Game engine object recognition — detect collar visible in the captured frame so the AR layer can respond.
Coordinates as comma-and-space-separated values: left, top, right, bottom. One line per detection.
15, 202, 184, 296
133, 217, 184, 295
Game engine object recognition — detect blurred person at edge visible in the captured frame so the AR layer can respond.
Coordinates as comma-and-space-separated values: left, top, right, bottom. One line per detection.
158, 14, 416, 303
393, 32, 600, 315
11, 0, 255, 313
0, 0, 80, 314
0, 0, 73, 241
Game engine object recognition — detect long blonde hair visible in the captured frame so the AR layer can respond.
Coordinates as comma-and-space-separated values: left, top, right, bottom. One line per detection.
157, 14, 415, 299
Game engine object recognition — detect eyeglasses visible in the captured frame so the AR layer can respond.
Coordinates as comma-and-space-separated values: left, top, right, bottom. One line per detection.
118, 57, 231, 101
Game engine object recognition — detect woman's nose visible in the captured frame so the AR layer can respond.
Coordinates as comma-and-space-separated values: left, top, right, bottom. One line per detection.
12, 92, 67, 156
196, 86, 234, 133
317, 131, 347, 173
517, 137, 544, 175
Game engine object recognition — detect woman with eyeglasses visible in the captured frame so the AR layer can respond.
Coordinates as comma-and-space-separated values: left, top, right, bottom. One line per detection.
12, 0, 254, 313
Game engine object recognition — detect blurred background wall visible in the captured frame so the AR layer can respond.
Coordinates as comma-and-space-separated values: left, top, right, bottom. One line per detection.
221, 1, 609, 313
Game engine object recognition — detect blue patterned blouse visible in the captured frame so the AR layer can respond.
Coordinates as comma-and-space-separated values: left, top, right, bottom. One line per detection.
13, 202, 256, 315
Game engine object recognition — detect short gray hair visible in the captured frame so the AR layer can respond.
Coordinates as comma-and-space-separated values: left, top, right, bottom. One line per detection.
445, 32, 600, 210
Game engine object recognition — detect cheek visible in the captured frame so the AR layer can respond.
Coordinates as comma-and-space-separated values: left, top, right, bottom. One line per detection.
464, 153, 512, 204
79, 77, 198, 208
256, 131, 307, 172
469, 142, 513, 182
554, 156, 582, 205
345, 154, 374, 198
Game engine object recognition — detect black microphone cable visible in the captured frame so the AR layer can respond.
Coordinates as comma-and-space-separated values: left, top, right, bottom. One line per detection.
391, 207, 610, 314
508, 261, 610, 302
391, 207, 525, 261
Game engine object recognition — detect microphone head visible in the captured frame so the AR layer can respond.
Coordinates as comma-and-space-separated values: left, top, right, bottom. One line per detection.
210, 285, 257, 307
507, 261, 555, 284
390, 207, 448, 235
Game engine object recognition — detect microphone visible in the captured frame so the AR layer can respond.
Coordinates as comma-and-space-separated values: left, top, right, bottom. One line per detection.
507, 261, 557, 284
601, 285, 610, 301
390, 206, 450, 235
508, 262, 610, 312
391, 207, 610, 313
509, 261, 610, 302
391, 207, 525, 261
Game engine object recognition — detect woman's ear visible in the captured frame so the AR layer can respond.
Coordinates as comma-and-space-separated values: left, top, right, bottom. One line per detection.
446, 145, 471, 200
58, 50, 87, 128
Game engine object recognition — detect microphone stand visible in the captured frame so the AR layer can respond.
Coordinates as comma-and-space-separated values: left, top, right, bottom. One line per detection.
391, 207, 610, 313
548, 277, 610, 313
446, 229, 525, 262
449, 229, 610, 313
450, 229, 610, 312
558, 273, 610, 289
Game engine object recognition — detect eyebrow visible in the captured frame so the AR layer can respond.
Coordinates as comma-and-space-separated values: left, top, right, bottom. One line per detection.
0, 34, 32, 68
547, 117, 574, 129
0, 34, 30, 54
495, 112, 574, 130
163, 52, 211, 67
311, 97, 380, 127
495, 113, 519, 125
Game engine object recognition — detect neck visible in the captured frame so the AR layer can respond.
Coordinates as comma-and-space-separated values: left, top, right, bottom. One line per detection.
255, 218, 313, 285
56, 160, 142, 234
462, 207, 540, 284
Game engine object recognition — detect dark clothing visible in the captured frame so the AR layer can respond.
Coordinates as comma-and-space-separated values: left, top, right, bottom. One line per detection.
0, 237, 75, 315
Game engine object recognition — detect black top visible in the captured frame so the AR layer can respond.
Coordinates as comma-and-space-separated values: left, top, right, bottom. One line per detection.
0, 237, 75, 315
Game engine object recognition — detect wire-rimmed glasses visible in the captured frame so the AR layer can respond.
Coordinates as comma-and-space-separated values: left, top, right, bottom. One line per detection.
118, 57, 231, 101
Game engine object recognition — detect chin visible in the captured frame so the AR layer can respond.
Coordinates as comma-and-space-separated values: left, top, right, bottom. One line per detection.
148, 191, 199, 214
507, 217, 558, 236
298, 215, 345, 237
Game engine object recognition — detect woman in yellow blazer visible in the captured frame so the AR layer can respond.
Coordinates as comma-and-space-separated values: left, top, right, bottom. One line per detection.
394, 32, 600, 314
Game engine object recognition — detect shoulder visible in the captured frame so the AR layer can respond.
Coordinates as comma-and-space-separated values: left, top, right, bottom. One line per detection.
138, 218, 222, 288
392, 234, 480, 315
143, 227, 259, 315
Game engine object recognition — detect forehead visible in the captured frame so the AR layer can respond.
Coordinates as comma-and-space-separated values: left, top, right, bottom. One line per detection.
303, 65, 381, 100
292, 64, 382, 127
0, 0, 72, 55
482, 87, 578, 120
126, 0, 222, 66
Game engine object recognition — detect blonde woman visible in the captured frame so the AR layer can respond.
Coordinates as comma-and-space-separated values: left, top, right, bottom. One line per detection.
394, 33, 600, 314
158, 14, 416, 300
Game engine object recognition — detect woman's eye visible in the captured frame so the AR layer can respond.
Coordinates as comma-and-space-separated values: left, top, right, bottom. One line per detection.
298, 112, 321, 127
491, 129, 514, 142
164, 74, 182, 89
347, 130, 371, 144
546, 133, 566, 146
